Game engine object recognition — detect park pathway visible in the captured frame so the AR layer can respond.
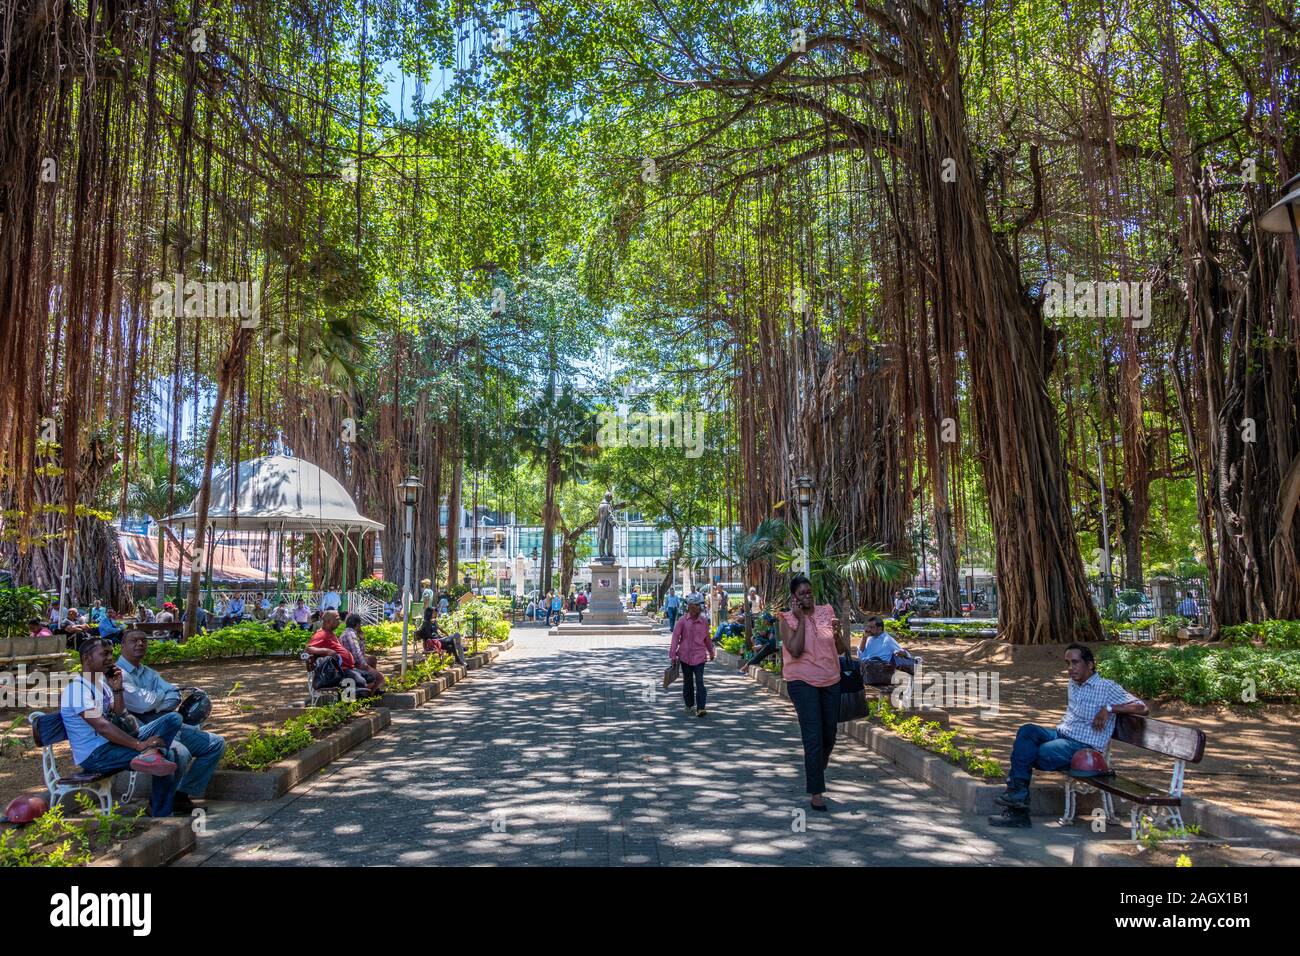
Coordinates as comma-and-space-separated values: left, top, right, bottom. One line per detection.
179, 627, 1094, 866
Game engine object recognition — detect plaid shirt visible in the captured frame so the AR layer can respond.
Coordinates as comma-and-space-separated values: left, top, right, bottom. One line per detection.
1057, 673, 1139, 750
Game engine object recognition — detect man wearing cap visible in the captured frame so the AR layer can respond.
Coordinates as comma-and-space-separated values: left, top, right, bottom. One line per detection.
669, 592, 715, 717
420, 579, 435, 609
117, 630, 227, 813
989, 643, 1147, 828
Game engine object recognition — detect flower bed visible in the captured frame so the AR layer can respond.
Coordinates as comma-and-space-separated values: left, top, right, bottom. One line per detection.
224, 698, 377, 771
865, 699, 1003, 779
0, 795, 144, 867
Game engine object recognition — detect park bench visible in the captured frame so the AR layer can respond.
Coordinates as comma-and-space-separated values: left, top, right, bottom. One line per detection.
27, 712, 138, 813
301, 652, 346, 707
1059, 713, 1206, 839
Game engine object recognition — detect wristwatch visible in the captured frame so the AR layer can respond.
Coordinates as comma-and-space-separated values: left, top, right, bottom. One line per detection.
1105, 704, 1113, 714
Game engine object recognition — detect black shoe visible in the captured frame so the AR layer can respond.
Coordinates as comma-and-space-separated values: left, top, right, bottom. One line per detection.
995, 790, 1030, 809
988, 807, 1031, 828
171, 793, 196, 815
810, 799, 829, 813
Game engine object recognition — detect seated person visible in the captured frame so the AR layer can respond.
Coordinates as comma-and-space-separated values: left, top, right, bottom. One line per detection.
29, 617, 53, 638
255, 592, 271, 620
138, 604, 156, 623
270, 599, 291, 630
88, 600, 108, 626
59, 637, 182, 817
857, 615, 916, 676
415, 607, 466, 667
222, 595, 245, 627
155, 602, 177, 624
292, 598, 312, 630
712, 607, 745, 643
525, 599, 538, 621
383, 599, 396, 622
59, 607, 95, 648
97, 609, 124, 644
305, 610, 370, 690
989, 643, 1148, 828
116, 630, 226, 813
738, 611, 780, 672
338, 613, 385, 695
321, 590, 342, 613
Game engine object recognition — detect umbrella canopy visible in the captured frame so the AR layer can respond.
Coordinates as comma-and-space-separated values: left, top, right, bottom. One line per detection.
165, 455, 383, 533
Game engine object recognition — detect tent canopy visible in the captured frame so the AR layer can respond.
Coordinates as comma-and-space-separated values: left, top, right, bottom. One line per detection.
165, 455, 383, 533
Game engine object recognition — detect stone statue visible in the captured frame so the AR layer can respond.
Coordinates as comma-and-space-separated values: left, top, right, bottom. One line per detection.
596, 492, 619, 560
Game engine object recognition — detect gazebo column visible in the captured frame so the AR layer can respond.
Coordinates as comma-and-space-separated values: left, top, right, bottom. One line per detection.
341, 525, 350, 612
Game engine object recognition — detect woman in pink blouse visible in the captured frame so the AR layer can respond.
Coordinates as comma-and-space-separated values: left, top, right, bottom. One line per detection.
779, 574, 851, 810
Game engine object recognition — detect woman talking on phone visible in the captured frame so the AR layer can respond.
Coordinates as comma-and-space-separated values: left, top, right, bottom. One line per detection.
779, 573, 851, 811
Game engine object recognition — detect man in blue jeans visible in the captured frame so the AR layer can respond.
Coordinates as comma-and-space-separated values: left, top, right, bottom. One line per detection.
989, 643, 1147, 828
664, 588, 681, 631
117, 630, 227, 814
59, 638, 183, 817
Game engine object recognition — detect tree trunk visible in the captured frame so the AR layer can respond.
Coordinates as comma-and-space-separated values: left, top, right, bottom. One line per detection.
184, 328, 253, 637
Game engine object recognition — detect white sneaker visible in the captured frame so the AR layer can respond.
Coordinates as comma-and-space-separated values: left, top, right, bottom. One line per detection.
684, 705, 696, 716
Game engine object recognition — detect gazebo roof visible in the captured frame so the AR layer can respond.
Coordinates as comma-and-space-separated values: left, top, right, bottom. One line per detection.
165, 455, 383, 533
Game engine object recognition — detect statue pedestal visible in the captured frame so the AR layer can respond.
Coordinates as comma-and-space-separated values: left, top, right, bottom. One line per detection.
583, 560, 629, 625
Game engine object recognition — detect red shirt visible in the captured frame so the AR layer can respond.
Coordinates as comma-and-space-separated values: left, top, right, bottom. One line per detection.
309, 629, 355, 670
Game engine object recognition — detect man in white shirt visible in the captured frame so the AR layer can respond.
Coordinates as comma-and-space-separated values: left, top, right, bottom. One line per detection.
57, 637, 182, 817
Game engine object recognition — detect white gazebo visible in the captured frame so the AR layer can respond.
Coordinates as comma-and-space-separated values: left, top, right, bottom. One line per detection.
165, 455, 383, 608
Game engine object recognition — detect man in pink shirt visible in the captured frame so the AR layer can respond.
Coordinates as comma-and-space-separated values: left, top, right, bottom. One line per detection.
670, 592, 715, 717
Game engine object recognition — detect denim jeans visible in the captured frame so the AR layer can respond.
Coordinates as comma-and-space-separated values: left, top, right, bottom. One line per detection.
171, 725, 227, 797
79, 712, 183, 817
666, 607, 679, 631
1009, 723, 1090, 782
680, 661, 707, 710
747, 636, 779, 669
787, 680, 841, 795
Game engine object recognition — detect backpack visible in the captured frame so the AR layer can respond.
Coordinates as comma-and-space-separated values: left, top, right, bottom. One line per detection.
312, 654, 343, 689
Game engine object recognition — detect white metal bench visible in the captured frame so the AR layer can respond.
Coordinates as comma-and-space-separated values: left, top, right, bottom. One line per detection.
28, 712, 138, 813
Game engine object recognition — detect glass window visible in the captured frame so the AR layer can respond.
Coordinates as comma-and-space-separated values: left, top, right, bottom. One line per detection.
628, 530, 663, 558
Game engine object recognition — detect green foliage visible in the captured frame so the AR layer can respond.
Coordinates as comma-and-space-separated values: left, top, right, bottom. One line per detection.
0, 797, 144, 867
866, 700, 1003, 779
445, 600, 511, 647
1137, 821, 1202, 851
1097, 645, 1300, 704
0, 584, 49, 638
386, 653, 452, 692
1221, 620, 1300, 650
719, 634, 745, 655
144, 621, 304, 664
224, 698, 375, 771
361, 621, 404, 651
355, 577, 398, 602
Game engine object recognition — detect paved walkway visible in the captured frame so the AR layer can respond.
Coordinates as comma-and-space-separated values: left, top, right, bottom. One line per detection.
180, 627, 1105, 866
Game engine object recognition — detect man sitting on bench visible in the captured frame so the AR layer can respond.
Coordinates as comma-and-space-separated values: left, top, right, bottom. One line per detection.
989, 643, 1147, 828
857, 615, 916, 679
305, 611, 371, 691
117, 630, 227, 813
59, 637, 183, 817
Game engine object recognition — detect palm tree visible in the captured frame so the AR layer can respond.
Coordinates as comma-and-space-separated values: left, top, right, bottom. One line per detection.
706, 517, 785, 650
513, 383, 599, 593
772, 518, 910, 620
129, 470, 197, 605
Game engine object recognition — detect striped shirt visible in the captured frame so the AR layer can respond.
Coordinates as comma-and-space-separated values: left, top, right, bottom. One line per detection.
1057, 673, 1139, 750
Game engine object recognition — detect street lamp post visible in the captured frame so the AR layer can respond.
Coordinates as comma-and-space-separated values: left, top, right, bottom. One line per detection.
398, 475, 422, 677
795, 475, 814, 574
1096, 436, 1120, 611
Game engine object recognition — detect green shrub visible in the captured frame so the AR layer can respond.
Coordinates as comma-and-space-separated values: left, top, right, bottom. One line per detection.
0, 584, 49, 639
865, 699, 1003, 779
719, 635, 746, 655
144, 620, 304, 664
1221, 619, 1300, 650
1097, 645, 1300, 704
361, 621, 404, 651
0, 795, 144, 867
224, 698, 375, 771
356, 577, 398, 602
386, 653, 453, 691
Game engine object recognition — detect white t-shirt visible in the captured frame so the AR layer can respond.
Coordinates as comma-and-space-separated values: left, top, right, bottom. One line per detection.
59, 675, 113, 765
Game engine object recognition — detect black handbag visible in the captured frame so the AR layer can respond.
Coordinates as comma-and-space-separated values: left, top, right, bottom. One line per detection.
838, 654, 869, 722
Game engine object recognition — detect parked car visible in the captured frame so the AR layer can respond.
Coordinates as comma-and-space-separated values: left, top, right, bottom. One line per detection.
904, 587, 941, 613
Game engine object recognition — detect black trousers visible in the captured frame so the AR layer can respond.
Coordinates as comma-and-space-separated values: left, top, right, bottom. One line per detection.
787, 680, 841, 795
680, 661, 707, 710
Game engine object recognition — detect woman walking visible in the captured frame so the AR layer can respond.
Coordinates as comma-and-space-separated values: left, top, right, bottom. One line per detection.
669, 592, 715, 717
779, 574, 850, 811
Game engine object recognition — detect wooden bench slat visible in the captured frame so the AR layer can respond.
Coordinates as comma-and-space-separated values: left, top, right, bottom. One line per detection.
1087, 774, 1181, 806
1113, 713, 1205, 763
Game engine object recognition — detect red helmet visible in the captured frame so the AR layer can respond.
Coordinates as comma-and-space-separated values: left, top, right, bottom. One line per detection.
1069, 749, 1112, 778
4, 795, 50, 824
